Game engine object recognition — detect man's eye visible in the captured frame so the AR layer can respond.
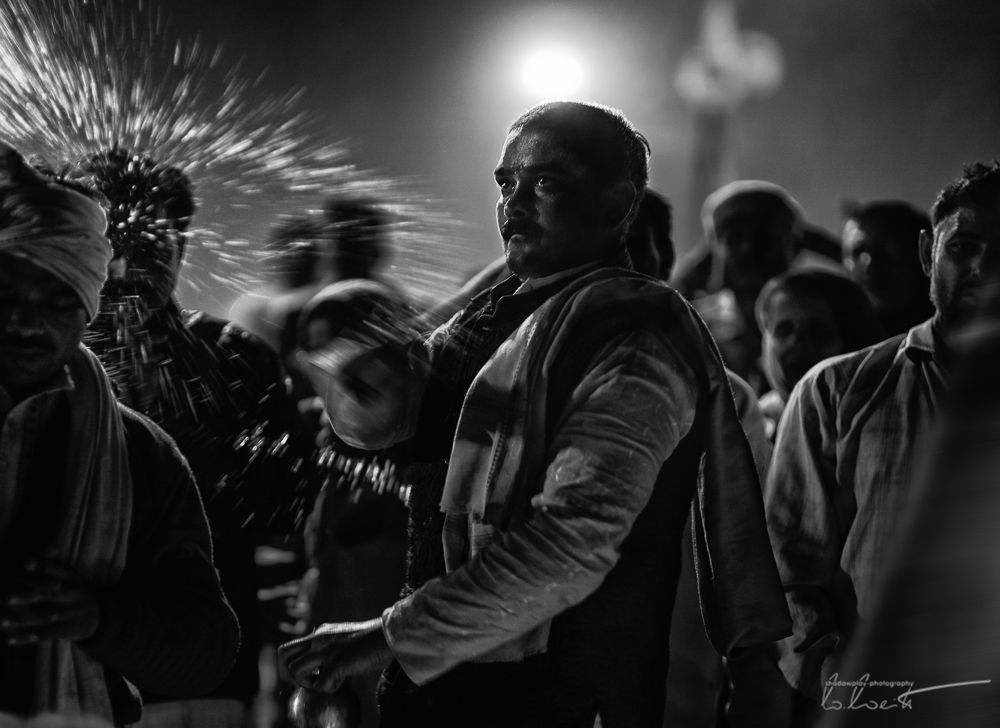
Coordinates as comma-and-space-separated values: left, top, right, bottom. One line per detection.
949, 240, 979, 256
497, 179, 513, 193
773, 321, 794, 339
49, 298, 79, 311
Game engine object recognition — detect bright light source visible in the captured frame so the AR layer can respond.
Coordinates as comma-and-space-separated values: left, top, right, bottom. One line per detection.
521, 46, 585, 99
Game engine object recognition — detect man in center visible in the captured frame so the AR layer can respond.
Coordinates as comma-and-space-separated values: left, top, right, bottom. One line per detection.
279, 101, 789, 727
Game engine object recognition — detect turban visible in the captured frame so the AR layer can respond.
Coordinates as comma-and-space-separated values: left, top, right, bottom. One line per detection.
0, 140, 110, 320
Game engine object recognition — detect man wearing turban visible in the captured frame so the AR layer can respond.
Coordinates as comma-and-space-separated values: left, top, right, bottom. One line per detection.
0, 141, 239, 724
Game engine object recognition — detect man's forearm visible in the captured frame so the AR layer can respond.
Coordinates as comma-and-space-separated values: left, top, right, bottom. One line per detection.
383, 334, 697, 684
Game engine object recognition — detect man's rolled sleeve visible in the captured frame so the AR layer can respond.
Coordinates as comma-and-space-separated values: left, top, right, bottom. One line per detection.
383, 327, 699, 685
764, 367, 847, 701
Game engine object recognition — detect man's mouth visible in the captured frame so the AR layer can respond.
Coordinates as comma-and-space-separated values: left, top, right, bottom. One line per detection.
0, 339, 51, 357
955, 283, 984, 305
501, 222, 542, 242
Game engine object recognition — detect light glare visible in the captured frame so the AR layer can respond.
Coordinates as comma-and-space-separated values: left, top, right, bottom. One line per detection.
521, 47, 585, 99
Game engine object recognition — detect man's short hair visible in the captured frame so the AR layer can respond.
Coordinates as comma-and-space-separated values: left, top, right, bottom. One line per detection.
82, 147, 196, 257
508, 101, 650, 201
843, 200, 931, 251
931, 161, 1000, 225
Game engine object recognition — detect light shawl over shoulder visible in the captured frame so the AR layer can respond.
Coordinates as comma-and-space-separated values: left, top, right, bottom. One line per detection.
383, 268, 790, 685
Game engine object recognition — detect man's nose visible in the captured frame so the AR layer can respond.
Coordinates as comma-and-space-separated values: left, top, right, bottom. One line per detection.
502, 183, 533, 219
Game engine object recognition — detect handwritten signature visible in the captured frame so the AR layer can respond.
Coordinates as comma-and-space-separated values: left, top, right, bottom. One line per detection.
822, 673, 992, 710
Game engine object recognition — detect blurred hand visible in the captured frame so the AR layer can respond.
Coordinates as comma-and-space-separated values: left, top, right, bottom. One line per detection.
1, 558, 101, 645
305, 340, 427, 449
278, 618, 393, 693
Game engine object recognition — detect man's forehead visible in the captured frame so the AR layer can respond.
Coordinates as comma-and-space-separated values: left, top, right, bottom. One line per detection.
494, 128, 587, 174
935, 204, 1000, 240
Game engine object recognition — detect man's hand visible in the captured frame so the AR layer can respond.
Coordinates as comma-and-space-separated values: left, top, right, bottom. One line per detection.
304, 339, 426, 450
1, 558, 102, 645
278, 618, 394, 693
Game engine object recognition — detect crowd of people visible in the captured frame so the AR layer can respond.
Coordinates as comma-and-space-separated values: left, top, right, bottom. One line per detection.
0, 96, 998, 728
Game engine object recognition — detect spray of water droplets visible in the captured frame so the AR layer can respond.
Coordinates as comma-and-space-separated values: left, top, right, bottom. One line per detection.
0, 0, 468, 313
0, 0, 456, 530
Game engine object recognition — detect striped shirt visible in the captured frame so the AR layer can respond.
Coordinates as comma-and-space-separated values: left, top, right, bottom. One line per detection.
764, 318, 949, 699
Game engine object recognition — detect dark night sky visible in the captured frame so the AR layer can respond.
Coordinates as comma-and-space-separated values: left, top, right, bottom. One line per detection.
161, 0, 1000, 313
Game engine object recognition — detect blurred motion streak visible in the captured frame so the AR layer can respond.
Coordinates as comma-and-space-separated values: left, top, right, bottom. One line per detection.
0, 0, 465, 313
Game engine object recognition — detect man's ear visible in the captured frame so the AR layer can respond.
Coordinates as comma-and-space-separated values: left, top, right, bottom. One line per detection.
603, 181, 638, 232
918, 228, 934, 277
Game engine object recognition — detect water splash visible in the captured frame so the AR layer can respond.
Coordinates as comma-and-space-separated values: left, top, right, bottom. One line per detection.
85, 295, 409, 534
0, 0, 466, 312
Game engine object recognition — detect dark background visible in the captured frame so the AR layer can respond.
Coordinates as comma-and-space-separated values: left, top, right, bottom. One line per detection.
160, 0, 1000, 314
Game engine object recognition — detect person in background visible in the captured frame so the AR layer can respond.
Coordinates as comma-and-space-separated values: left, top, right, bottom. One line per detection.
755, 270, 885, 440
294, 280, 411, 728
670, 180, 840, 391
820, 183, 1000, 728
0, 141, 237, 723
325, 199, 391, 283
81, 147, 314, 728
765, 161, 1000, 725
840, 199, 935, 337
228, 215, 328, 378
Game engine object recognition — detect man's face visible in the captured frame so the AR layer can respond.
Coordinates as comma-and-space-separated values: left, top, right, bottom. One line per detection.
842, 218, 926, 317
924, 204, 1000, 332
335, 219, 384, 280
715, 200, 795, 300
102, 207, 183, 310
761, 290, 845, 400
279, 239, 320, 288
494, 128, 614, 279
0, 255, 87, 392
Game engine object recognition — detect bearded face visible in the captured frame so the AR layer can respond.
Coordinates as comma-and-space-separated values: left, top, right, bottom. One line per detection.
926, 206, 999, 333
